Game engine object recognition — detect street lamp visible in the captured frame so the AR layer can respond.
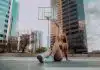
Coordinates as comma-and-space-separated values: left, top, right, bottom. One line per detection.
45, 16, 60, 48
45, 16, 51, 48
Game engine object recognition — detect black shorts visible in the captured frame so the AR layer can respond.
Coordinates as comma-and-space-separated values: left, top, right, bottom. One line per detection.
54, 56, 62, 62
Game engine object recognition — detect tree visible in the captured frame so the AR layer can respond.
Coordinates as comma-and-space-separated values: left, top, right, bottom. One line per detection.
20, 34, 30, 53
10, 41, 17, 53
36, 47, 47, 53
7, 41, 12, 52
6, 36, 18, 53
0, 40, 7, 53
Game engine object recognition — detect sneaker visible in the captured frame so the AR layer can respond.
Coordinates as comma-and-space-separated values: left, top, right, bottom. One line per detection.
37, 55, 44, 63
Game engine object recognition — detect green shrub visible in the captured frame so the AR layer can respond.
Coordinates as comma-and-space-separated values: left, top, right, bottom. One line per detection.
36, 47, 47, 53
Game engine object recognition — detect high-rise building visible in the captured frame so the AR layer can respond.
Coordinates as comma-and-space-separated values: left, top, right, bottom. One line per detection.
32, 31, 43, 52
10, 0, 18, 36
50, 0, 64, 46
51, 0, 87, 53
62, 0, 87, 53
0, 0, 18, 41
51, 0, 63, 35
50, 21, 59, 46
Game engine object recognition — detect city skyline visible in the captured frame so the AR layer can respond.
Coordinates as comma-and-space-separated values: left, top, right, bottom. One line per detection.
9, 0, 100, 51
0, 0, 100, 69
50, 0, 100, 52
17, 0, 50, 47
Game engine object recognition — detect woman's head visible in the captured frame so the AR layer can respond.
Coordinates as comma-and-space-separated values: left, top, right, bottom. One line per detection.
55, 36, 60, 42
59, 34, 67, 43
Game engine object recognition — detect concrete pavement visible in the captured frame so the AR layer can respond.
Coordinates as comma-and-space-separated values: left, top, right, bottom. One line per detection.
0, 57, 100, 70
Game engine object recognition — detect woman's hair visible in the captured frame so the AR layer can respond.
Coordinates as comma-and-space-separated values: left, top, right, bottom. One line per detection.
60, 34, 67, 43
55, 36, 60, 42
62, 37, 66, 43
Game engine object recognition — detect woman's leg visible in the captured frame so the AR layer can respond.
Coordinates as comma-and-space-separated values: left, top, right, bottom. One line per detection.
54, 54, 62, 62
37, 49, 52, 63
53, 46, 63, 62
63, 43, 68, 60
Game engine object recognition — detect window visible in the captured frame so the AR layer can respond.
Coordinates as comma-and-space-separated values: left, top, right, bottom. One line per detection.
5, 20, 8, 23
70, 4, 77, 8
8, 11, 10, 14
9, 6, 10, 9
4, 30, 7, 33
4, 24, 8, 28
70, 26, 78, 30
70, 8, 77, 12
71, 31, 78, 34
6, 15, 9, 18
4, 35, 6, 38
0, 34, 3, 37
9, 2, 11, 5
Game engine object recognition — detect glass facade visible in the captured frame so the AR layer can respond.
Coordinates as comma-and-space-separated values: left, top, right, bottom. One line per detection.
0, 0, 10, 40
62, 0, 87, 53
10, 0, 18, 36
51, 0, 100, 52
0, 0, 18, 40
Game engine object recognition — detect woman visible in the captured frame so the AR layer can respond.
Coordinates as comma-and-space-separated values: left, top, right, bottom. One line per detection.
59, 34, 68, 60
37, 34, 68, 63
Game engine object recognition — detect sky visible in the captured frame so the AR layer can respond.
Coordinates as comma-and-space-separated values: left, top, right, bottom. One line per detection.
17, 0, 100, 52
17, 0, 50, 47
84, 0, 100, 52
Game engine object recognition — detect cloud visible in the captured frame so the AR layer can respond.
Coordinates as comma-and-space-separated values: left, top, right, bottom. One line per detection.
84, 0, 100, 52
85, 0, 100, 17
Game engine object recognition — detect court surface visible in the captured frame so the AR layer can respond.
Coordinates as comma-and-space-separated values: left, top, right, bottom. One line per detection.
0, 57, 100, 70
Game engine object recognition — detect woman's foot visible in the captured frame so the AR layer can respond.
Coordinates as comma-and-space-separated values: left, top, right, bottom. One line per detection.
37, 55, 44, 63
